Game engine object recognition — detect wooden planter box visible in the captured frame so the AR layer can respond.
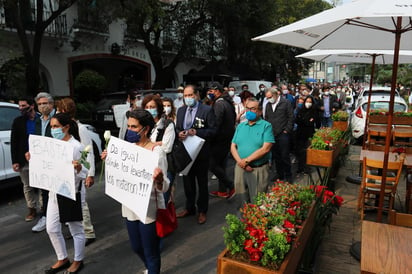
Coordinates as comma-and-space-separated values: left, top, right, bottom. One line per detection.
332, 121, 348, 131
217, 202, 316, 274
306, 147, 340, 168
369, 115, 412, 125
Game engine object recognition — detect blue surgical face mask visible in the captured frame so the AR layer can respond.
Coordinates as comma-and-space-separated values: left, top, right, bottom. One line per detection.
184, 97, 196, 107
51, 128, 65, 140
298, 103, 303, 108
146, 108, 158, 118
246, 111, 257, 121
207, 93, 215, 100
125, 129, 142, 143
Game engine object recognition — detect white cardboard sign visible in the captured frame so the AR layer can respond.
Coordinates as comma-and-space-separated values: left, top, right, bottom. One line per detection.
104, 136, 159, 223
28, 135, 76, 200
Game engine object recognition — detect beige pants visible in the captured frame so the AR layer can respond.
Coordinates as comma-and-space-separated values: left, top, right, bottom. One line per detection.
234, 164, 269, 204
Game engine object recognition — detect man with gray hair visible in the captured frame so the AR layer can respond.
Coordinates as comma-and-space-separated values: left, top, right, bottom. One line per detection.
31, 92, 56, 232
231, 98, 274, 204
264, 87, 294, 182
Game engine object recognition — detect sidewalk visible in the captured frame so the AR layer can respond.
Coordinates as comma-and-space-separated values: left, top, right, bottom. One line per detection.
298, 144, 409, 273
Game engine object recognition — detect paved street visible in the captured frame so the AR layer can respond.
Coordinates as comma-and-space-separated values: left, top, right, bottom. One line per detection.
0, 161, 240, 274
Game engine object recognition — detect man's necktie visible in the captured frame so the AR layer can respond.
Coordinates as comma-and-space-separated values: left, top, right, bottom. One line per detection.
185, 108, 193, 129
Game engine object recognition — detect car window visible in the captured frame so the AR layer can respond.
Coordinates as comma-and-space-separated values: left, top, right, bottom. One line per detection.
362, 102, 407, 112
0, 106, 20, 130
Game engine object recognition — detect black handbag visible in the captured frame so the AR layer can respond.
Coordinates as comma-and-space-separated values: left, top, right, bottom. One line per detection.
156, 119, 192, 173
56, 183, 82, 223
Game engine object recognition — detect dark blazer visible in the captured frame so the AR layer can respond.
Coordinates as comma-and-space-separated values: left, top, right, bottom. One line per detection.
320, 94, 338, 117
11, 115, 30, 167
176, 102, 217, 160
265, 97, 294, 136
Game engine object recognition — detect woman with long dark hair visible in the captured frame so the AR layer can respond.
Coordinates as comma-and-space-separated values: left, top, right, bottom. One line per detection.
101, 109, 169, 274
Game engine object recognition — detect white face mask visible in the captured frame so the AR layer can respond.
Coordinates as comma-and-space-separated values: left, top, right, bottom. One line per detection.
337, 88, 342, 92
177, 93, 183, 99
324, 91, 329, 96
268, 97, 275, 104
282, 89, 289, 95
164, 106, 172, 115
260, 87, 266, 92
305, 102, 312, 109
229, 91, 235, 97
135, 99, 142, 108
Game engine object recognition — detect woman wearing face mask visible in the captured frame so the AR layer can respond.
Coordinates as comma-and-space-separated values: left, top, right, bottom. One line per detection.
162, 97, 176, 122
142, 94, 175, 203
26, 113, 88, 274
295, 96, 317, 175
101, 109, 169, 274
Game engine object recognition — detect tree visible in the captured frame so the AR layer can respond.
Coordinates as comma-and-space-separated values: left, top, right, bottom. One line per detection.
2, 0, 77, 96
208, 0, 331, 83
113, 0, 215, 88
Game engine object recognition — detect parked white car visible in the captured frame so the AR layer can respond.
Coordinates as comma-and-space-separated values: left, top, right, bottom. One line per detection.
0, 102, 21, 183
350, 87, 408, 140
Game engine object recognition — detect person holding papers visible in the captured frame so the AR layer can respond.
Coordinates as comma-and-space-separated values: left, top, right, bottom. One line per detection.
101, 109, 169, 274
27, 113, 88, 274
175, 85, 217, 225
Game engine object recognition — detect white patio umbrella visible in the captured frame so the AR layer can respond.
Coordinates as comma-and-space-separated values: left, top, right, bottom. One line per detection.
253, 0, 412, 221
296, 49, 412, 64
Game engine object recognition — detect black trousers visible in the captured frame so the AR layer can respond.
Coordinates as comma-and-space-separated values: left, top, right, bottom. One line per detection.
183, 156, 209, 214
209, 141, 234, 192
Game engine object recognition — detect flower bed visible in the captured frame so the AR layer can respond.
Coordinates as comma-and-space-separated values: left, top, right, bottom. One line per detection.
218, 182, 343, 273
369, 110, 412, 125
306, 128, 343, 167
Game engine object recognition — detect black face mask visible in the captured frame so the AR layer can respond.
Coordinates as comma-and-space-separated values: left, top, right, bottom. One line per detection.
20, 106, 31, 116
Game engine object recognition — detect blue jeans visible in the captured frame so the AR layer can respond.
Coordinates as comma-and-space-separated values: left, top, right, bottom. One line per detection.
321, 116, 332, 127
126, 220, 160, 274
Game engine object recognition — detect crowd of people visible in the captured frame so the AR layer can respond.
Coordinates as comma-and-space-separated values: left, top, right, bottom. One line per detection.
9, 80, 407, 273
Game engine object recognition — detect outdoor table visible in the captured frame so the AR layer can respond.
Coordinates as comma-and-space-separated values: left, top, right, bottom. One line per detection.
361, 220, 412, 274
360, 149, 412, 167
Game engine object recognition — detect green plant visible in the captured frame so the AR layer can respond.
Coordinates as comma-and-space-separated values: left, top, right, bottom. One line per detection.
309, 127, 343, 150
331, 110, 349, 121
370, 110, 412, 117
223, 182, 316, 270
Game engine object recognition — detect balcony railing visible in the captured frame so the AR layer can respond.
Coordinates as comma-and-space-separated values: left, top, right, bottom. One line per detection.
0, 7, 68, 37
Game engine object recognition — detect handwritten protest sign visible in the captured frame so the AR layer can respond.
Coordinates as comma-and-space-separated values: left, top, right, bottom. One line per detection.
104, 137, 159, 223
28, 135, 76, 200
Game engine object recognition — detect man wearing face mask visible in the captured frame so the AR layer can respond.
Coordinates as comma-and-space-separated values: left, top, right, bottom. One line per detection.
231, 98, 274, 204
173, 86, 185, 110
31, 92, 56, 232
320, 86, 338, 127
228, 86, 241, 105
206, 82, 236, 199
280, 84, 295, 106
11, 98, 40, 222
175, 85, 217, 224
255, 84, 267, 106
265, 87, 294, 183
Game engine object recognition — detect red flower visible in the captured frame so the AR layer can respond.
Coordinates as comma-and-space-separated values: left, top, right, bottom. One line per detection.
284, 220, 294, 229
287, 208, 296, 216
334, 195, 344, 207
249, 251, 262, 261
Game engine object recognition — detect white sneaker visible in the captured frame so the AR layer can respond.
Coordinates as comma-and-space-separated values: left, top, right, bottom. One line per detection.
142, 270, 148, 274
32, 216, 46, 232
211, 174, 217, 180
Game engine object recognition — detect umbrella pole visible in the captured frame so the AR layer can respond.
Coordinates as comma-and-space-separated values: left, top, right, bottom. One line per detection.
361, 55, 377, 150
377, 17, 402, 222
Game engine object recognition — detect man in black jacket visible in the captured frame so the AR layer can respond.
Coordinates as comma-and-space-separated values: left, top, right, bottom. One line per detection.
265, 87, 294, 182
11, 98, 40, 222
207, 82, 236, 199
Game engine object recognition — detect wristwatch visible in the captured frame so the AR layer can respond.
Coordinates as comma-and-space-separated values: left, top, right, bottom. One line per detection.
245, 159, 250, 165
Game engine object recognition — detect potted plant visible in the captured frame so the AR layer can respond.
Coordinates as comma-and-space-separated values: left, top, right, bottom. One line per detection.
369, 110, 412, 125
306, 128, 343, 167
332, 111, 349, 131
218, 182, 343, 274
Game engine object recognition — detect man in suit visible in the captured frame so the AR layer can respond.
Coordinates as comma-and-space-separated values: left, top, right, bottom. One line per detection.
11, 97, 40, 222
265, 87, 294, 182
175, 85, 217, 224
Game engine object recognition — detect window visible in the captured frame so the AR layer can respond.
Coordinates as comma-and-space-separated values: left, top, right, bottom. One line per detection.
0, 106, 20, 131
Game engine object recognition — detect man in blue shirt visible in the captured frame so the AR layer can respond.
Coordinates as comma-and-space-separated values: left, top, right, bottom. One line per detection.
231, 98, 274, 204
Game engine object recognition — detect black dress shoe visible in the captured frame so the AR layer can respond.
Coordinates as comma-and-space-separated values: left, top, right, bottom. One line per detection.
63, 261, 84, 274
85, 238, 95, 246
45, 260, 70, 274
